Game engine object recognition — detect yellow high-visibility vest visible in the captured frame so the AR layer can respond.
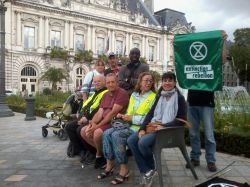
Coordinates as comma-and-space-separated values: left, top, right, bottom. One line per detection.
127, 91, 156, 116
80, 89, 108, 114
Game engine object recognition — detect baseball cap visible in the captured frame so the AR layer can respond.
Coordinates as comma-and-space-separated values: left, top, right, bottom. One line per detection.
117, 60, 123, 66
108, 52, 116, 58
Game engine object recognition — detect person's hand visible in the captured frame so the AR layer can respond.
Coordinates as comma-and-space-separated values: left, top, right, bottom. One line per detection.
138, 130, 146, 138
85, 124, 94, 138
116, 113, 123, 118
122, 115, 132, 122
78, 117, 88, 125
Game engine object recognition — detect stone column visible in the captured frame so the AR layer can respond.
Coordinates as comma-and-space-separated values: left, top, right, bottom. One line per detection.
111, 29, 115, 52
156, 38, 160, 60
69, 21, 74, 49
107, 29, 111, 53
87, 24, 91, 50
16, 11, 21, 46
145, 36, 148, 59
38, 16, 43, 48
125, 32, 129, 56
44, 17, 49, 47
91, 26, 96, 54
141, 35, 145, 57
64, 21, 69, 49
129, 33, 133, 51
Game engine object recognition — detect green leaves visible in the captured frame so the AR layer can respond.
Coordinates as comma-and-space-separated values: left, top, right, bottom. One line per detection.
40, 67, 68, 91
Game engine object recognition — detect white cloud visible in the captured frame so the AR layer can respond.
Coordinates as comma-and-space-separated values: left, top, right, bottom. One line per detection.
154, 0, 250, 41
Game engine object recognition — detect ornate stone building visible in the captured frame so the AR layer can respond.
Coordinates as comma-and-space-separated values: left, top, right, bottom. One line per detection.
4, 0, 192, 94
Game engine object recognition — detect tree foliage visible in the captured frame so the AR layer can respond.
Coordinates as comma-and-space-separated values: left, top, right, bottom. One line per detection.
40, 67, 68, 91
75, 50, 93, 63
150, 70, 161, 87
230, 28, 250, 83
50, 47, 68, 60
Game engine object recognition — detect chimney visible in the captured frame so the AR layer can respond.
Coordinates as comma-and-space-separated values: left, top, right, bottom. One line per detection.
144, 0, 154, 14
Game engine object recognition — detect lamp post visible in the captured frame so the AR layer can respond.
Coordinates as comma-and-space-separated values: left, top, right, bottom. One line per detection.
0, 0, 14, 117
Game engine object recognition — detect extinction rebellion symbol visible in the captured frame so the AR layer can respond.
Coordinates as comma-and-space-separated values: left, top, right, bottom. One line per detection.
189, 41, 207, 61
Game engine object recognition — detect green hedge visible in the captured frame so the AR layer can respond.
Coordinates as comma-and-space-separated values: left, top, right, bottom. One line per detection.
185, 129, 250, 158
9, 105, 49, 118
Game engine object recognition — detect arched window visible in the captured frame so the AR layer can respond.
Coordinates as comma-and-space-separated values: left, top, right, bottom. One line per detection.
76, 67, 85, 89
21, 66, 36, 76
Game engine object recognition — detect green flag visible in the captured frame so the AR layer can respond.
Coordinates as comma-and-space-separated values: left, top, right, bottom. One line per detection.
174, 30, 223, 91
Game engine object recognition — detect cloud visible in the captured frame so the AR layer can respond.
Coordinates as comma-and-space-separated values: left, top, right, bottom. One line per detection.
154, 0, 250, 41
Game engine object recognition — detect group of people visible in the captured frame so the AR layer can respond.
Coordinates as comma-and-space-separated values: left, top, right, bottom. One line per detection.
65, 48, 217, 186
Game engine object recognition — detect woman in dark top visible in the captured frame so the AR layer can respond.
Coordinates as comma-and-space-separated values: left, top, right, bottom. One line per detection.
127, 72, 187, 186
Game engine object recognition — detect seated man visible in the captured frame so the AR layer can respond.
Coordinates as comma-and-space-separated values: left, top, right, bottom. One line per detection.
66, 75, 108, 157
80, 73, 129, 169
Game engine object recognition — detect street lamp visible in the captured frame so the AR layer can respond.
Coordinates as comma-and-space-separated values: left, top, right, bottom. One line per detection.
0, 0, 14, 117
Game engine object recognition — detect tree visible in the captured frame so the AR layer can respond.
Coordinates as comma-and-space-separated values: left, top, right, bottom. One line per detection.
150, 70, 161, 88
40, 67, 68, 91
230, 28, 250, 83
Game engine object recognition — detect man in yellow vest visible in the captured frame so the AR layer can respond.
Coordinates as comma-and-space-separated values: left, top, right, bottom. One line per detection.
66, 75, 108, 158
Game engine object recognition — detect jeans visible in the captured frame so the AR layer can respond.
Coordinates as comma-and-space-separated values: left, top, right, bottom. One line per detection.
127, 132, 156, 174
188, 106, 216, 163
103, 128, 133, 164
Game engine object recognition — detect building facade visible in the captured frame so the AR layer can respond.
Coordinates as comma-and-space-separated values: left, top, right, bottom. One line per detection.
4, 0, 192, 94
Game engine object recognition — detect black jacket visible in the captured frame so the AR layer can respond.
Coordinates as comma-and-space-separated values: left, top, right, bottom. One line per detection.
139, 88, 187, 131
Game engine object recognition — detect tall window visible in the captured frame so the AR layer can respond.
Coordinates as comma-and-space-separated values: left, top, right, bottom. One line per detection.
148, 46, 154, 62
75, 34, 84, 51
116, 40, 123, 56
76, 67, 85, 89
51, 30, 61, 47
96, 37, 105, 55
24, 26, 35, 49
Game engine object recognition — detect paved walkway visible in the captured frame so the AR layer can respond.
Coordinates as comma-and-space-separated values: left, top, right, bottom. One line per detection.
0, 113, 250, 187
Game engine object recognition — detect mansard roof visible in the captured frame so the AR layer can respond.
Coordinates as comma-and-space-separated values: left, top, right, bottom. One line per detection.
154, 8, 189, 29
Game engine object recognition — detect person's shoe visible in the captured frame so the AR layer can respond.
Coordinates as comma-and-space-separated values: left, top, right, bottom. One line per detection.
83, 151, 96, 165
186, 159, 200, 169
207, 162, 217, 172
94, 156, 106, 169
144, 170, 158, 187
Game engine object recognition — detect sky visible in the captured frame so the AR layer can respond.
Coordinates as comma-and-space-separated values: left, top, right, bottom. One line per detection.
154, 0, 250, 41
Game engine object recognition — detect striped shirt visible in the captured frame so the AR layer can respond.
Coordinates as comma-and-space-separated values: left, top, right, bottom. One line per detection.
81, 69, 103, 98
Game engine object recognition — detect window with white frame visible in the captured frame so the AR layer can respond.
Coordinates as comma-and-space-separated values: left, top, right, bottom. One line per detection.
96, 37, 105, 55
51, 30, 61, 47
24, 26, 35, 49
75, 34, 85, 51
148, 45, 154, 62
116, 40, 123, 56
75, 67, 85, 89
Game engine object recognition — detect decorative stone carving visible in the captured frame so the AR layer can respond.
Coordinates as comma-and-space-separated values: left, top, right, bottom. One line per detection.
21, 13, 39, 24
95, 0, 110, 7
49, 18, 65, 27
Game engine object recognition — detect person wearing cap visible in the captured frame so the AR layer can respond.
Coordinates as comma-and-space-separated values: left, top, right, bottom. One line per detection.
127, 72, 187, 186
81, 59, 105, 101
104, 52, 120, 76
118, 48, 149, 95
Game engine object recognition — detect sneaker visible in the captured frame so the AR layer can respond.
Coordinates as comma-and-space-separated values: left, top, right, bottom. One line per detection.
94, 156, 107, 169
144, 170, 158, 187
207, 162, 217, 172
186, 159, 200, 169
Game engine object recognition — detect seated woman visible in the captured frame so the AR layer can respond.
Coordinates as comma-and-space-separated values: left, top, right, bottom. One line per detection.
127, 72, 187, 187
98, 72, 156, 185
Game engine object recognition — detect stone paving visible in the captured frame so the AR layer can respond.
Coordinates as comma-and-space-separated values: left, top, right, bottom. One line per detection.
0, 112, 250, 187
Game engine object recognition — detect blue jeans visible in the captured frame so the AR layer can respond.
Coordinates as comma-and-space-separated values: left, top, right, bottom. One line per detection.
103, 128, 133, 164
127, 132, 156, 174
188, 106, 216, 163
